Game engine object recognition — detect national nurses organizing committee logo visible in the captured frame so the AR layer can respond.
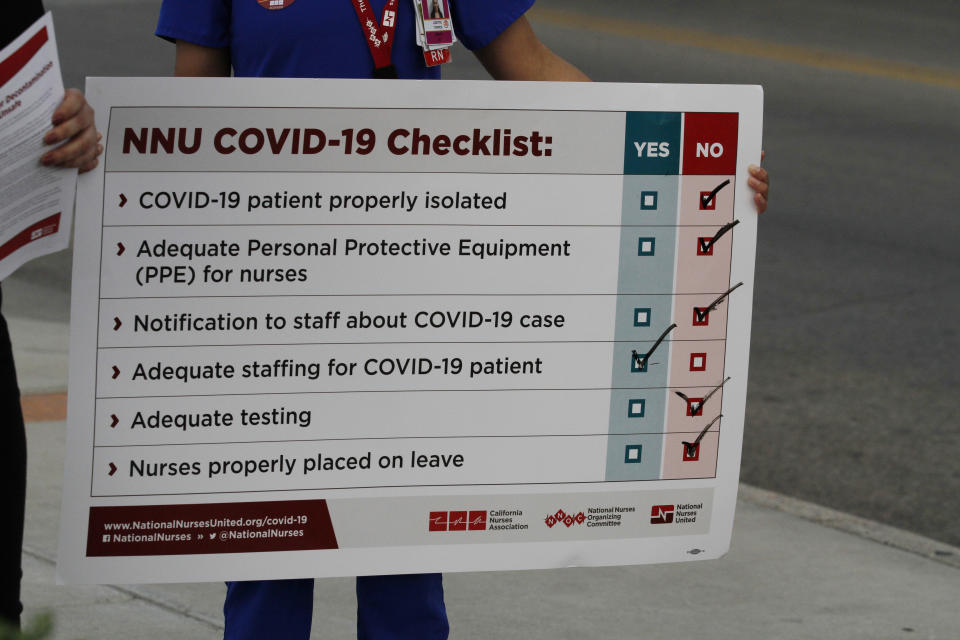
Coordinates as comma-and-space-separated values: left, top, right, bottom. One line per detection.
257, 0, 296, 9
544, 509, 585, 528
429, 511, 486, 532
650, 505, 675, 525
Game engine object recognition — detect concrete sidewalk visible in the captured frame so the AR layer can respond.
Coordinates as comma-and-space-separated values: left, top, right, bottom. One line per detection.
10, 317, 960, 639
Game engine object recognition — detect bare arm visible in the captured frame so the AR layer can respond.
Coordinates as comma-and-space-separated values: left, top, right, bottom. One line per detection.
472, 16, 589, 82
174, 40, 231, 77
472, 16, 769, 212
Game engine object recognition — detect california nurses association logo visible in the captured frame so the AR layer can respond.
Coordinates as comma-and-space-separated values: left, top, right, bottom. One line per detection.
429, 511, 487, 532
257, 0, 296, 9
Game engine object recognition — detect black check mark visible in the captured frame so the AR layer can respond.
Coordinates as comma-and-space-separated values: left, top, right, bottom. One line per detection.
698, 219, 740, 254
682, 414, 723, 456
693, 282, 744, 323
674, 390, 703, 416
631, 323, 677, 371
674, 377, 729, 416
700, 376, 731, 406
700, 179, 731, 209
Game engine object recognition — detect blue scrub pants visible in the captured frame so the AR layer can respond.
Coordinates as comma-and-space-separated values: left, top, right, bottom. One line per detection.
224, 574, 448, 640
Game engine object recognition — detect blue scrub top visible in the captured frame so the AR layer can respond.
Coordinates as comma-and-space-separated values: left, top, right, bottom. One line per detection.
156, 0, 534, 79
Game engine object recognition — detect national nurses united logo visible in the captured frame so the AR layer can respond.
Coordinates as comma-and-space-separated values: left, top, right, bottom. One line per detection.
257, 0, 296, 9
650, 505, 675, 525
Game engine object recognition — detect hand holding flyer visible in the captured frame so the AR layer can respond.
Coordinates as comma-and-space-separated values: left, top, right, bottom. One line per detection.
0, 13, 76, 281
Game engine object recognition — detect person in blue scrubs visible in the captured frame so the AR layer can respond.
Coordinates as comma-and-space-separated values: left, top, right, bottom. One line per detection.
154, 3, 590, 639
154, 3, 769, 638
157, 0, 592, 83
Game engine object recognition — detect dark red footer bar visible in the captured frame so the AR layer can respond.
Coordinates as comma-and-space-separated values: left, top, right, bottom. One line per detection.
86, 499, 339, 557
0, 213, 60, 260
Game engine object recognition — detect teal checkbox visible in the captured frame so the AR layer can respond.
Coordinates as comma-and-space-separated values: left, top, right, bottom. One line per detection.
640, 191, 658, 210
637, 237, 656, 256
633, 308, 651, 327
624, 444, 643, 464
630, 352, 648, 373
628, 399, 646, 418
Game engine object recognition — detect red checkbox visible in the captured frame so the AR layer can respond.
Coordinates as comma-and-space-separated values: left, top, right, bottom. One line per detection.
689, 353, 707, 372
685, 398, 704, 416
683, 442, 701, 461
449, 511, 467, 531
699, 191, 716, 211
697, 238, 714, 256
692, 307, 710, 326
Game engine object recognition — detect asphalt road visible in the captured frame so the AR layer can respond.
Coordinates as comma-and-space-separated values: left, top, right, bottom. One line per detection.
8, 0, 959, 547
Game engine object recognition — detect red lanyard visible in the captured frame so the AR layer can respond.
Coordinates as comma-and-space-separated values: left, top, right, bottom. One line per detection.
349, 0, 400, 77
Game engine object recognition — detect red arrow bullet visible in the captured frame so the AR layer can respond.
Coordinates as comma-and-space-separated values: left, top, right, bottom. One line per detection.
113, 317, 122, 331
110, 414, 119, 428
108, 462, 117, 476
117, 242, 125, 256
112, 366, 120, 379
119, 193, 127, 208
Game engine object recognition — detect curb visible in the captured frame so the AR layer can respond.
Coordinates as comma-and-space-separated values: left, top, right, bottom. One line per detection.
21, 392, 67, 422
739, 483, 960, 570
